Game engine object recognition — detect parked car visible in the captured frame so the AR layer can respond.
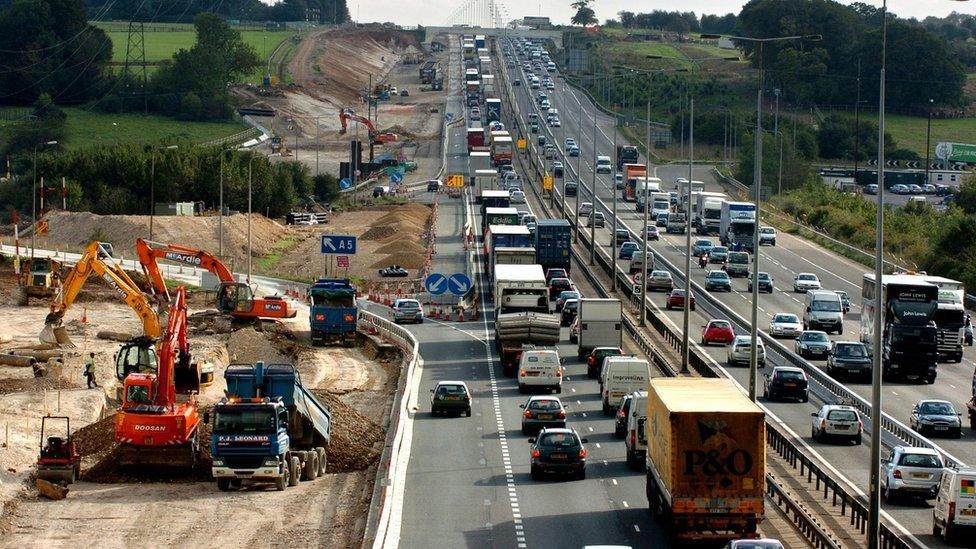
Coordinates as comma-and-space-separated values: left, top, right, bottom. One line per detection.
708, 246, 729, 264
729, 335, 766, 367
646, 270, 673, 292
881, 446, 944, 502
379, 265, 409, 277
392, 298, 424, 324
430, 381, 471, 416
701, 319, 736, 345
826, 341, 871, 380
619, 242, 641, 260
933, 467, 976, 543
705, 270, 732, 292
810, 405, 863, 445
909, 184, 924, 194
528, 428, 588, 480
769, 313, 802, 339
890, 184, 909, 194
758, 226, 777, 246
795, 330, 831, 359
665, 289, 695, 311
910, 400, 963, 438
748, 272, 773, 293
520, 396, 567, 434
792, 273, 822, 292
692, 239, 714, 256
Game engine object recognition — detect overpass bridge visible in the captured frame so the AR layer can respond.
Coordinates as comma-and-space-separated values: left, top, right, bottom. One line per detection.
423, 26, 563, 48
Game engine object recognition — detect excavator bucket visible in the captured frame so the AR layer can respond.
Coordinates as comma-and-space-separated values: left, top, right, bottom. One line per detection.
39, 324, 75, 348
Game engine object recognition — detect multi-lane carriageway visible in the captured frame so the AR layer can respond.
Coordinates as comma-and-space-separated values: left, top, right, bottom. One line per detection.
497, 37, 976, 547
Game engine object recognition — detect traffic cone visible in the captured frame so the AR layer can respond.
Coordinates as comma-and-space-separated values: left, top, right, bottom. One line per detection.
457, 308, 465, 322
81, 306, 87, 324
470, 306, 479, 321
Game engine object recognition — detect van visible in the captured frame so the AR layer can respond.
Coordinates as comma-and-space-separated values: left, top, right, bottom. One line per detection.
518, 348, 562, 393
803, 290, 844, 334
724, 251, 750, 277
600, 356, 650, 415
624, 390, 647, 470
629, 251, 651, 274
546, 62, 556, 72
596, 155, 612, 174
530, 76, 540, 89
933, 467, 976, 542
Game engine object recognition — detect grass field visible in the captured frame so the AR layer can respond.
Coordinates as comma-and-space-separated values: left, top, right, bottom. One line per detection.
832, 112, 976, 157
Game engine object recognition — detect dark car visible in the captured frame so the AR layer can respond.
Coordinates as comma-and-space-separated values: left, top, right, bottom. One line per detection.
826, 341, 872, 380
709, 246, 729, 264
537, 134, 547, 146
619, 242, 641, 260
586, 346, 623, 379
560, 299, 579, 327
763, 367, 809, 402
795, 330, 831, 359
554, 290, 580, 312
548, 277, 573, 300
514, 79, 521, 86
613, 228, 630, 246
520, 396, 567, 435
564, 181, 578, 196
747, 272, 773, 293
705, 270, 732, 292
910, 400, 963, 438
529, 428, 588, 480
615, 394, 633, 438
835, 290, 851, 314
426, 179, 442, 192
545, 268, 569, 284
430, 381, 472, 416
379, 265, 409, 277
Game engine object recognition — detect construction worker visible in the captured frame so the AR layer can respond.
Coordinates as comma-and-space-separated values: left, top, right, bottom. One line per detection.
84, 352, 99, 389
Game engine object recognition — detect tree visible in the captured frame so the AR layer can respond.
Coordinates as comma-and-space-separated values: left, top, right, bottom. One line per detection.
736, 130, 814, 193
618, 10, 635, 28
952, 174, 976, 215
571, 0, 597, 26
0, 93, 66, 156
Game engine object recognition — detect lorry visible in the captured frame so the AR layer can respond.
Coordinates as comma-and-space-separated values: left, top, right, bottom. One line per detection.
534, 219, 572, 275
469, 150, 491, 173
576, 298, 622, 358
485, 225, 532, 265
622, 163, 647, 202
480, 190, 511, 213
862, 274, 940, 383
719, 201, 757, 252
467, 126, 485, 153
494, 264, 561, 374
493, 247, 537, 268
419, 60, 437, 84
309, 278, 357, 346
645, 377, 766, 541
210, 362, 332, 491
696, 191, 726, 234
640, 192, 671, 218
482, 75, 496, 98
474, 169, 499, 203
483, 207, 519, 233
616, 145, 639, 170
485, 98, 501, 122
491, 135, 514, 166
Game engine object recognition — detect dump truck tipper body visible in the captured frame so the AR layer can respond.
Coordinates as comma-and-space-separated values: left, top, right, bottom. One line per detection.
308, 278, 357, 346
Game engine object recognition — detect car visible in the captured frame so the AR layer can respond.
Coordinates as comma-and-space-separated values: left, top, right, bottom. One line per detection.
586, 346, 623, 379
425, 179, 443, 192
553, 290, 580, 313
763, 366, 807, 401
586, 212, 605, 228
540, 100, 551, 109
748, 272, 773, 293
655, 212, 669, 227
564, 137, 576, 149
548, 277, 574, 300
665, 289, 695, 311
537, 134, 547, 147
723, 540, 785, 549
520, 213, 537, 226
392, 298, 424, 324
646, 270, 673, 292
923, 184, 937, 194
379, 265, 409, 277
550, 117, 561, 128
826, 341, 871, 380
578, 202, 593, 217
729, 335, 766, 367
909, 184, 924, 194
619, 242, 640, 260
499, 164, 515, 176
543, 145, 556, 159
526, 222, 537, 235
560, 299, 579, 327
932, 467, 976, 543
935, 184, 952, 196
769, 313, 802, 339
692, 239, 714, 256
530, 122, 539, 133
552, 161, 564, 177
645, 225, 659, 240
510, 190, 526, 203
545, 82, 555, 90
612, 228, 630, 246
469, 110, 481, 121
545, 268, 568, 284
400, 88, 409, 97
430, 381, 471, 416
705, 270, 732, 292
528, 428, 588, 480
910, 399, 963, 438
513, 79, 521, 86
864, 183, 878, 195
568, 146, 580, 156
569, 317, 580, 343
615, 173, 624, 189
795, 330, 831, 359
520, 396, 567, 434
708, 246, 729, 264
834, 290, 851, 313
890, 184, 909, 194
811, 405, 863, 445
701, 319, 736, 345
564, 181, 578, 196
614, 394, 633, 438
881, 446, 944, 502
792, 273, 822, 293
759, 226, 777, 246
389, 86, 398, 95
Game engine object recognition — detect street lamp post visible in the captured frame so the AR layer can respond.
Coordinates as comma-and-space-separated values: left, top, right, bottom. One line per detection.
589, 110, 597, 266
682, 97, 694, 372
149, 144, 178, 241
31, 140, 58, 257
247, 154, 259, 284
611, 122, 618, 292
640, 98, 651, 327
575, 82, 583, 244
218, 148, 235, 259
925, 98, 934, 182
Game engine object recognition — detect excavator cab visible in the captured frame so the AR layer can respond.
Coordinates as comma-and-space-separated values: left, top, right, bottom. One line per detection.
115, 338, 159, 381
216, 282, 255, 315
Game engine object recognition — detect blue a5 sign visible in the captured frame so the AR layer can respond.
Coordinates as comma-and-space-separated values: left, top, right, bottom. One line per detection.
321, 235, 357, 255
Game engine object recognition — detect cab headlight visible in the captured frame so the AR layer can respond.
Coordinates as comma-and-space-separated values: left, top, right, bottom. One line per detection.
263, 457, 280, 467
212, 458, 225, 466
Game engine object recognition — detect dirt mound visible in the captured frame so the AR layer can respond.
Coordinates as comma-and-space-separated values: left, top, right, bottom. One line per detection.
370, 252, 423, 270
0, 375, 79, 396
361, 225, 397, 241
375, 240, 424, 255
311, 390, 384, 473
225, 326, 297, 366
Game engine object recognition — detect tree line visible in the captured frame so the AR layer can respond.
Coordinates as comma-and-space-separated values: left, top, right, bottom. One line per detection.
81, 0, 350, 25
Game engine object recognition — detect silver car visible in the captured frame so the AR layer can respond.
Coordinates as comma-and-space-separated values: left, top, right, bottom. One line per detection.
881, 446, 944, 502
769, 313, 802, 338
727, 335, 765, 367
392, 299, 424, 324
520, 395, 567, 434
792, 273, 822, 292
810, 405, 863, 445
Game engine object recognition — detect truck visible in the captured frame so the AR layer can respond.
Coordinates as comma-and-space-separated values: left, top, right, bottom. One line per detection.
419, 60, 437, 84
493, 247, 537, 268
534, 219, 572, 275
480, 190, 510, 213
308, 278, 357, 346
576, 298, 622, 358
469, 150, 491, 173
483, 207, 519, 233
491, 136, 514, 166
210, 362, 332, 491
696, 191, 726, 234
482, 75, 496, 98
494, 264, 561, 375
719, 201, 757, 252
474, 169, 499, 203
467, 126, 485, 153
485, 225, 532, 265
622, 163, 647, 202
616, 145, 639, 170
485, 98, 501, 122
862, 274, 940, 383
645, 377, 765, 541
640, 192, 671, 217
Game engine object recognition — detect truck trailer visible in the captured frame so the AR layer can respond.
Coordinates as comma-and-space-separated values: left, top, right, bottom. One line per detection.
493, 264, 560, 374
576, 298, 622, 358
534, 219, 572, 274
308, 278, 357, 346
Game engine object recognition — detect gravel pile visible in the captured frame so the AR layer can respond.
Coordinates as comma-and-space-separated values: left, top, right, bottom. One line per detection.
312, 390, 384, 473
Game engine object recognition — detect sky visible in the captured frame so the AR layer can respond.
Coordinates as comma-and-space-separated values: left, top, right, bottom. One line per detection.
349, 0, 975, 27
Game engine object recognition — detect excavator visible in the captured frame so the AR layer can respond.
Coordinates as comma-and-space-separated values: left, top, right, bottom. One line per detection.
134, 238, 297, 322
115, 286, 204, 467
338, 108, 398, 144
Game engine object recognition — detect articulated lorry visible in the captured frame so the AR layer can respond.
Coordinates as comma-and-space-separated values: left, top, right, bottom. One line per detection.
210, 362, 332, 491
474, 169, 498, 203
309, 278, 357, 346
576, 298, 622, 358
534, 219, 572, 275
494, 264, 560, 374
616, 145, 639, 170
696, 192, 726, 235
485, 225, 532, 270
645, 377, 765, 541
622, 163, 647, 202
862, 274, 940, 383
719, 201, 757, 252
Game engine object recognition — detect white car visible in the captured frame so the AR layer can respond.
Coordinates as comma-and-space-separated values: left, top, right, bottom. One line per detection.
759, 226, 777, 246
768, 313, 802, 339
810, 405, 862, 445
881, 446, 944, 502
727, 335, 765, 367
579, 202, 593, 217
793, 273, 822, 293
510, 190, 526, 203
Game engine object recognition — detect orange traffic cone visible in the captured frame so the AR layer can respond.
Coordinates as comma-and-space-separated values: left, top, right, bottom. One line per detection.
81, 306, 87, 324
457, 308, 465, 322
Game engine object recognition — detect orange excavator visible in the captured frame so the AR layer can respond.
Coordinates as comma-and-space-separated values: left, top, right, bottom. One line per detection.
338, 108, 398, 144
135, 238, 297, 321
115, 286, 203, 467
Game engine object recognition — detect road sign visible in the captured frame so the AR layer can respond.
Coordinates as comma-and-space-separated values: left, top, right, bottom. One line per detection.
336, 256, 349, 268
448, 174, 465, 188
447, 273, 472, 295
424, 273, 448, 295
321, 235, 357, 255
391, 172, 403, 183
542, 175, 553, 191
517, 138, 527, 151
339, 178, 352, 190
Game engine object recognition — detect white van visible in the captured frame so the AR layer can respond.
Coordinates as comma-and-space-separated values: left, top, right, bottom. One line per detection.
600, 356, 650, 415
933, 467, 976, 543
629, 251, 652, 274
596, 155, 613, 174
624, 390, 647, 470
518, 348, 562, 393
803, 289, 844, 334
546, 62, 556, 72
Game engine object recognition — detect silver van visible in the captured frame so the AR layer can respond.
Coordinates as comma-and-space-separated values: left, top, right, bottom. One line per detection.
803, 290, 844, 334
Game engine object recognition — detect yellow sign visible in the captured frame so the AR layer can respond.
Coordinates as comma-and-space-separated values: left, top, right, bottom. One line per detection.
542, 175, 553, 191
447, 174, 465, 188
517, 138, 527, 151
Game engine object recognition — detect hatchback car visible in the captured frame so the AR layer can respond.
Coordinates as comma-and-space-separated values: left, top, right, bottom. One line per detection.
578, 202, 593, 217
702, 319, 736, 345
769, 313, 802, 339
554, 290, 580, 312
645, 225, 659, 240
619, 242, 641, 260
392, 298, 424, 324
586, 212, 605, 228
552, 161, 564, 177
881, 446, 944, 502
910, 399, 963, 438
729, 335, 766, 367
646, 270, 673, 292
568, 146, 580, 157
564, 181, 578, 196
529, 428, 588, 480
692, 239, 714, 256
548, 277, 574, 300
615, 394, 633, 438
613, 229, 630, 246
795, 330, 831, 359
758, 226, 777, 246
545, 268, 569, 284
826, 341, 871, 380
560, 299, 579, 327
705, 270, 732, 292
665, 289, 695, 311
614, 173, 624, 189
811, 405, 863, 445
763, 366, 807, 401
890, 184, 909, 194
586, 346, 623, 379
655, 212, 669, 227
709, 246, 729, 264
430, 381, 471, 416
520, 396, 567, 434
793, 273, 822, 292
748, 272, 773, 293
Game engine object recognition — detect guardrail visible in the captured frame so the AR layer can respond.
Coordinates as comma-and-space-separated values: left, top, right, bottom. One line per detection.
199, 127, 260, 148
764, 472, 843, 549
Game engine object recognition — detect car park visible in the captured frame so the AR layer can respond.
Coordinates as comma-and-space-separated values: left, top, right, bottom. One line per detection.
528, 428, 588, 480
709, 246, 729, 264
758, 227, 777, 246
560, 299, 579, 327
728, 335, 766, 367
811, 405, 863, 444
910, 399, 963, 438
705, 270, 732, 292
795, 330, 831, 359
646, 270, 673, 292
618, 242, 640, 260
748, 272, 774, 293
763, 366, 807, 401
881, 446, 944, 502
586, 346, 623, 379
614, 394, 632, 438
692, 239, 714, 256
792, 273, 822, 292
932, 467, 976, 543
701, 319, 735, 345
548, 277, 574, 300
769, 313, 802, 338
554, 290, 580, 312
665, 289, 695, 311
826, 341, 871, 379
520, 396, 567, 434
430, 381, 472, 416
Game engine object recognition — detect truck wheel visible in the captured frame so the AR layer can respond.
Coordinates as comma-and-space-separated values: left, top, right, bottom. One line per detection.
217, 478, 232, 491
316, 447, 328, 475
275, 471, 287, 491
303, 451, 318, 481
969, 413, 975, 430
288, 456, 301, 487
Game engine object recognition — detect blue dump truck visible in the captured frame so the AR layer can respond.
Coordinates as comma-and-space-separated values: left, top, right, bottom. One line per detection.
535, 219, 572, 275
309, 278, 358, 346
209, 362, 332, 491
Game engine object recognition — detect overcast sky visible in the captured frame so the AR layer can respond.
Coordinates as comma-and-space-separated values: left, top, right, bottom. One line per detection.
349, 0, 974, 26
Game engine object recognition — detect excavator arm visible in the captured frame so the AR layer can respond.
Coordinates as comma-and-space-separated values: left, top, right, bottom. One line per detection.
135, 238, 235, 300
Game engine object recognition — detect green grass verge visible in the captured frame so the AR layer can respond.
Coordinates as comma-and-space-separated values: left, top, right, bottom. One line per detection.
252, 235, 301, 273
835, 112, 976, 158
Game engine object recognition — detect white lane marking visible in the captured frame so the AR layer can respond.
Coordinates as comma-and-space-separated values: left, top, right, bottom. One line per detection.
634, 525, 640, 533
622, 501, 629, 508
588, 426, 594, 432
611, 478, 618, 486
595, 443, 601, 448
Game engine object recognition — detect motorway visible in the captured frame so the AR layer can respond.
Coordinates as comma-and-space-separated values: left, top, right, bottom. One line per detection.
499, 40, 975, 547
